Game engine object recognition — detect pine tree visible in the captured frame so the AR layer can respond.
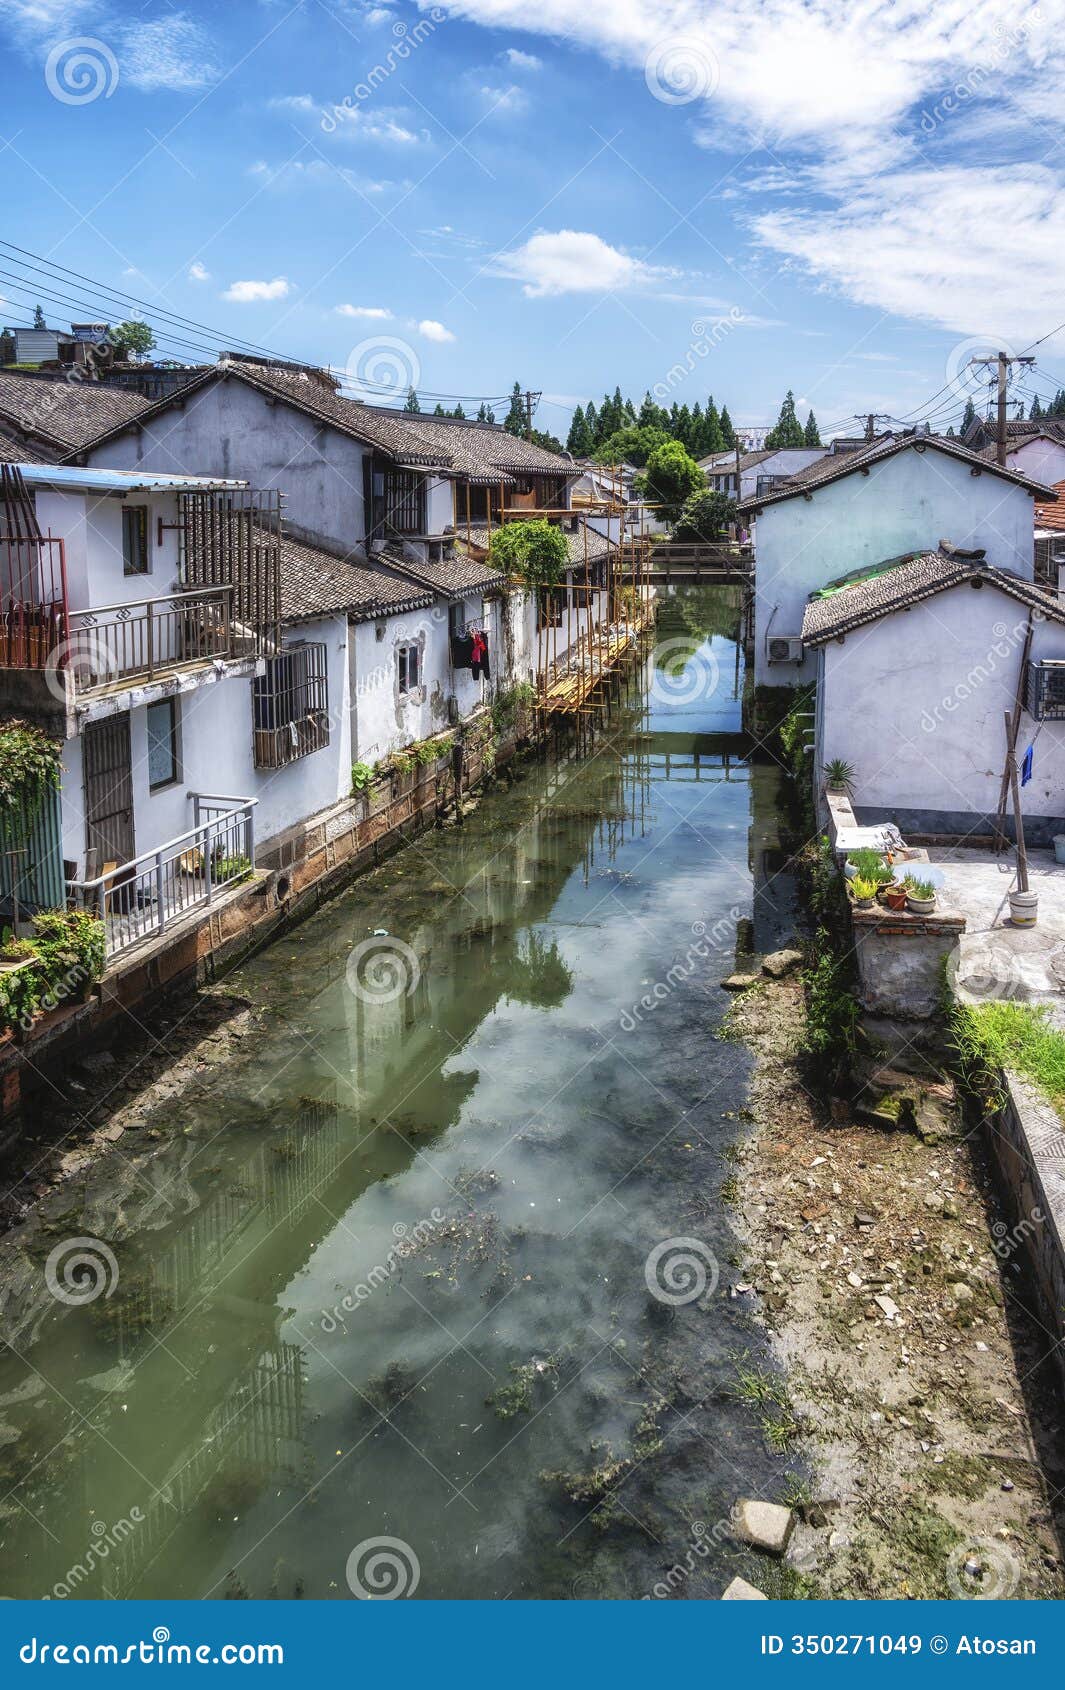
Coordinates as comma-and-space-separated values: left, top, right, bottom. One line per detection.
689, 401, 704, 454
1029, 396, 1044, 421
945, 425, 956, 437
452, 402, 465, 419
584, 401, 599, 443
764, 390, 805, 448
719, 406, 736, 450
566, 407, 592, 456
504, 381, 526, 436
433, 402, 446, 416
623, 396, 638, 426
638, 391, 659, 428
404, 386, 421, 413
961, 397, 977, 436
33, 304, 46, 330
703, 397, 725, 456
803, 410, 822, 447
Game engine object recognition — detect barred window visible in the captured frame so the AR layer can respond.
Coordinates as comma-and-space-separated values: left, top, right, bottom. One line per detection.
253, 641, 329, 768
1026, 658, 1065, 721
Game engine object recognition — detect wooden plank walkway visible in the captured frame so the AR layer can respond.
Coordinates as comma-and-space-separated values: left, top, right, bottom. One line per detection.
541, 607, 655, 716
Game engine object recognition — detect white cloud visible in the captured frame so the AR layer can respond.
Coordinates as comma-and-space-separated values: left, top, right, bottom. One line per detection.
7, 3, 218, 91
753, 165, 1065, 346
248, 158, 403, 195
337, 304, 393, 319
417, 319, 456, 342
492, 229, 676, 297
503, 48, 542, 70
428, 0, 1065, 345
324, 105, 427, 144
268, 93, 317, 113
223, 277, 292, 303
476, 82, 527, 115
188, 261, 210, 283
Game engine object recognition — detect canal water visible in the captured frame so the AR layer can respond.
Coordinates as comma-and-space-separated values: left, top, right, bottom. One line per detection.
0, 587, 801, 1601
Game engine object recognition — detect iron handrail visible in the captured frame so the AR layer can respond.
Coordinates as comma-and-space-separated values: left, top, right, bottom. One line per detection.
73, 796, 258, 891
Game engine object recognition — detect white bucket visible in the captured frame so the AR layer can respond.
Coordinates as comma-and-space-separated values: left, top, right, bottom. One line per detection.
1009, 888, 1039, 927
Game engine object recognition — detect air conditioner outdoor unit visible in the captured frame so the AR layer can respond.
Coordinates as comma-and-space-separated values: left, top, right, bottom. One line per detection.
766, 634, 804, 664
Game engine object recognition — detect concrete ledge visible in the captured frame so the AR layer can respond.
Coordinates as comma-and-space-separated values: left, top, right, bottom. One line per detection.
988, 1072, 1065, 1388
851, 906, 966, 939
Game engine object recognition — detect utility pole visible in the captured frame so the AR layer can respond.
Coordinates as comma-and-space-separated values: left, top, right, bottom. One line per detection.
968, 352, 1035, 466
524, 389, 541, 443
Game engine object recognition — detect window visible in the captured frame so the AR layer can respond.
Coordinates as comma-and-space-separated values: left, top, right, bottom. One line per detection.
122, 505, 150, 575
146, 697, 179, 789
397, 643, 420, 695
1026, 659, 1065, 721
252, 642, 329, 769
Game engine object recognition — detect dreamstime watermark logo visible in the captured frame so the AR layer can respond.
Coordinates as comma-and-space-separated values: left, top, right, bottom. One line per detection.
945, 940, 1023, 1005
644, 37, 719, 106
644, 1236, 719, 1306
44, 1237, 119, 1306
321, 1210, 446, 1330
44, 37, 119, 105
643, 1516, 731, 1598
944, 335, 1027, 409
345, 935, 421, 1004
44, 1511, 145, 1600
345, 1536, 421, 1599
346, 336, 421, 402
919, 613, 1039, 734
654, 308, 744, 400
990, 1205, 1045, 1262
918, 13, 1042, 135
44, 632, 122, 704
650, 636, 721, 708
322, 10, 445, 124
945, 1536, 1021, 1599
619, 907, 745, 1032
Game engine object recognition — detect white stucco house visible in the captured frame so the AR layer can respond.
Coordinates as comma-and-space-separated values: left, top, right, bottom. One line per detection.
701, 445, 828, 503
803, 549, 1065, 842
739, 433, 1052, 688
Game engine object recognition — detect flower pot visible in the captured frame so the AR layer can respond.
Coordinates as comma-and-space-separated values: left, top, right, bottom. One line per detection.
906, 893, 936, 915
854, 894, 875, 910
881, 885, 908, 911
1009, 888, 1038, 927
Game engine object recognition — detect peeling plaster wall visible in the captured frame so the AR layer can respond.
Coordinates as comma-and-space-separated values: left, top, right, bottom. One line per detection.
752, 448, 1037, 687
819, 580, 1065, 829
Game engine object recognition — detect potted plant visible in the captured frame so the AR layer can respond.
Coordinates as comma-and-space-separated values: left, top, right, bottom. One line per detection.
880, 879, 908, 911
851, 875, 878, 910
0, 927, 36, 975
904, 876, 937, 914
824, 758, 856, 798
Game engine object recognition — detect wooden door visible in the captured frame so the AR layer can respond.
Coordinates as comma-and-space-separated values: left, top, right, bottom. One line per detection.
83, 713, 135, 869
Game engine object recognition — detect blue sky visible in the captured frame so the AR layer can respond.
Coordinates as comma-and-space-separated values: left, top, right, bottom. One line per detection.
2, 0, 1064, 439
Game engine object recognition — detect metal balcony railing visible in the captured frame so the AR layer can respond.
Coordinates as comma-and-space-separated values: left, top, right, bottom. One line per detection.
69, 793, 256, 960
66, 586, 235, 693
0, 535, 69, 669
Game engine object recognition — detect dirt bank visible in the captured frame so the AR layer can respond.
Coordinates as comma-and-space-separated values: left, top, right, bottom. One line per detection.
728, 973, 1065, 1599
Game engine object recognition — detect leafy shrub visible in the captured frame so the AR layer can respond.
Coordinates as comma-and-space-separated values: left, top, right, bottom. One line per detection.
489, 519, 569, 589
671, 487, 736, 542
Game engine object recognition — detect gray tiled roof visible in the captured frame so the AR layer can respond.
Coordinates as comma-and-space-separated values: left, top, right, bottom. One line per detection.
74, 360, 576, 478
801, 550, 1065, 645
0, 425, 60, 464
279, 532, 435, 624
0, 370, 150, 451
738, 433, 1053, 514
374, 544, 507, 600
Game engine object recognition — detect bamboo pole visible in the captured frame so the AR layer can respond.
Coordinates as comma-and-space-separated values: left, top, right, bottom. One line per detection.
1005, 711, 1030, 893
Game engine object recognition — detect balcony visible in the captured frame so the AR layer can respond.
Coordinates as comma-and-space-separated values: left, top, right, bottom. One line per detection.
69, 793, 256, 961
0, 534, 68, 669
66, 586, 237, 695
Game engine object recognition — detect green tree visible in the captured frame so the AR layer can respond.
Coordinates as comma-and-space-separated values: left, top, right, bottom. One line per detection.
489, 518, 568, 587
476, 401, 495, 424
765, 390, 805, 448
672, 487, 736, 542
635, 440, 704, 523
593, 424, 670, 468
584, 401, 599, 442
452, 402, 465, 419
110, 320, 156, 361
1029, 396, 1044, 421
702, 396, 725, 455
719, 405, 736, 450
504, 381, 527, 435
566, 407, 593, 456
404, 386, 421, 413
33, 304, 46, 330
638, 391, 668, 430
961, 397, 977, 435
433, 402, 446, 416
803, 409, 822, 447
